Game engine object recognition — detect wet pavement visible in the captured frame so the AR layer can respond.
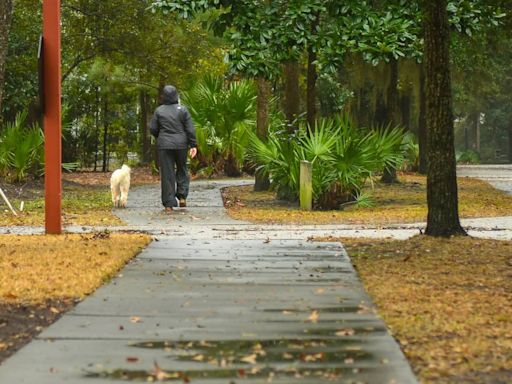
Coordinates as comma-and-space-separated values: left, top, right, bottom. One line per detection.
458, 164, 512, 195
0, 180, 418, 383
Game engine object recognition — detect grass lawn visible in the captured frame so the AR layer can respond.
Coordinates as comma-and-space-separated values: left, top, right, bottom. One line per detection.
222, 173, 512, 224
0, 167, 160, 226
0, 232, 151, 362
319, 236, 512, 384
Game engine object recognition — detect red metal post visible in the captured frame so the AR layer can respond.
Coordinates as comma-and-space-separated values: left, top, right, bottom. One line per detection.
43, 0, 62, 234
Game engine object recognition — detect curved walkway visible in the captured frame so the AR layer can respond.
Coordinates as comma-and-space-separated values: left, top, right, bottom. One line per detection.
0, 180, 418, 383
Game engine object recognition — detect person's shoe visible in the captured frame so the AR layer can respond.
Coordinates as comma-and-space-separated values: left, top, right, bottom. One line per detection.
178, 198, 187, 207
164, 207, 173, 214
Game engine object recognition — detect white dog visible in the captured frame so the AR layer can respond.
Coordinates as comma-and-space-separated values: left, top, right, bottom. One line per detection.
110, 164, 131, 208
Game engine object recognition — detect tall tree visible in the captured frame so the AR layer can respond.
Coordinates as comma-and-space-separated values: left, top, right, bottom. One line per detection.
423, 0, 466, 237
0, 0, 13, 117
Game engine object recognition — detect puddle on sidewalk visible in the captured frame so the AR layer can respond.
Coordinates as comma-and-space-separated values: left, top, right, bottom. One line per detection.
86, 338, 382, 382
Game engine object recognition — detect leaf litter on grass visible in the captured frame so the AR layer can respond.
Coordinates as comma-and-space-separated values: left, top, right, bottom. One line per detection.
0, 232, 151, 363
317, 235, 512, 384
222, 173, 512, 225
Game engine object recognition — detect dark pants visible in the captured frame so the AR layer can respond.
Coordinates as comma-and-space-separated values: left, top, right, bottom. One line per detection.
158, 149, 189, 208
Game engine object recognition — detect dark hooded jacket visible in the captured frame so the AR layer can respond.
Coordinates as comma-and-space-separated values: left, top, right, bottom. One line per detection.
150, 85, 197, 150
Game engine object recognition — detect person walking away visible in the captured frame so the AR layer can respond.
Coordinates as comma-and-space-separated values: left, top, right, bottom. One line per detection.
150, 85, 197, 213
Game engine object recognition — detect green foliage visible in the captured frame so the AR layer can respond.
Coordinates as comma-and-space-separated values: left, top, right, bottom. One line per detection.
0, 111, 44, 182
401, 132, 420, 171
456, 149, 480, 164
248, 115, 407, 210
182, 75, 256, 176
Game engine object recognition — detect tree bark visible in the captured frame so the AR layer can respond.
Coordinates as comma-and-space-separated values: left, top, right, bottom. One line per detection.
381, 59, 401, 184
306, 12, 320, 131
140, 90, 151, 164
306, 46, 317, 131
102, 98, 109, 172
418, 63, 427, 174
0, 0, 13, 117
508, 126, 512, 163
423, 0, 466, 237
94, 87, 100, 171
283, 60, 300, 133
254, 76, 271, 192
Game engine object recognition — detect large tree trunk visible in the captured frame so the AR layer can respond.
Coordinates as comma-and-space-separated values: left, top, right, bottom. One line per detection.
0, 0, 13, 117
139, 90, 151, 164
418, 63, 427, 174
423, 0, 466, 237
283, 60, 300, 133
381, 59, 401, 184
254, 76, 271, 192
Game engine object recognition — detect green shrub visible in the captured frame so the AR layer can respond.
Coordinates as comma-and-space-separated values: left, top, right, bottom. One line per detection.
400, 132, 420, 171
0, 111, 44, 182
182, 75, 256, 176
456, 149, 480, 164
248, 115, 407, 210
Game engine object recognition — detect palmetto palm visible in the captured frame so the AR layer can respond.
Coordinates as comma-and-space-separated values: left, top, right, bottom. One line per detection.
248, 115, 406, 209
182, 75, 256, 176
0, 111, 44, 182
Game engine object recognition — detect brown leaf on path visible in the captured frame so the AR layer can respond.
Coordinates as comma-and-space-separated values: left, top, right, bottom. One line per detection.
49, 307, 60, 314
191, 354, 204, 361
307, 310, 319, 323
335, 328, 355, 336
315, 288, 326, 295
240, 353, 258, 364
151, 361, 179, 381
126, 356, 139, 363
130, 316, 142, 323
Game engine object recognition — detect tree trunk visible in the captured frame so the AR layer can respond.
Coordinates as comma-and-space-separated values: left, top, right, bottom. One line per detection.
94, 88, 100, 171
140, 90, 151, 164
418, 63, 427, 174
102, 98, 109, 172
508, 126, 512, 163
306, 12, 320, 131
283, 60, 300, 133
423, 0, 466, 237
381, 59, 401, 184
475, 112, 481, 154
254, 76, 271, 192
0, 0, 13, 117
306, 46, 317, 131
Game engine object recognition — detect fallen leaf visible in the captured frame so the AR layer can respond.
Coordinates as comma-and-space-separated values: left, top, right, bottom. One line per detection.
152, 361, 168, 380
308, 310, 319, 323
130, 316, 142, 323
49, 307, 60, 314
240, 353, 258, 364
335, 328, 355, 336
191, 354, 204, 361
126, 356, 139, 363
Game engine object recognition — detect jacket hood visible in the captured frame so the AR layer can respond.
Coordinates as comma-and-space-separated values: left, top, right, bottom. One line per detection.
162, 85, 179, 105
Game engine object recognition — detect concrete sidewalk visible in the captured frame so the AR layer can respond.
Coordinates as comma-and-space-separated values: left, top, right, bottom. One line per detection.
0, 180, 418, 383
